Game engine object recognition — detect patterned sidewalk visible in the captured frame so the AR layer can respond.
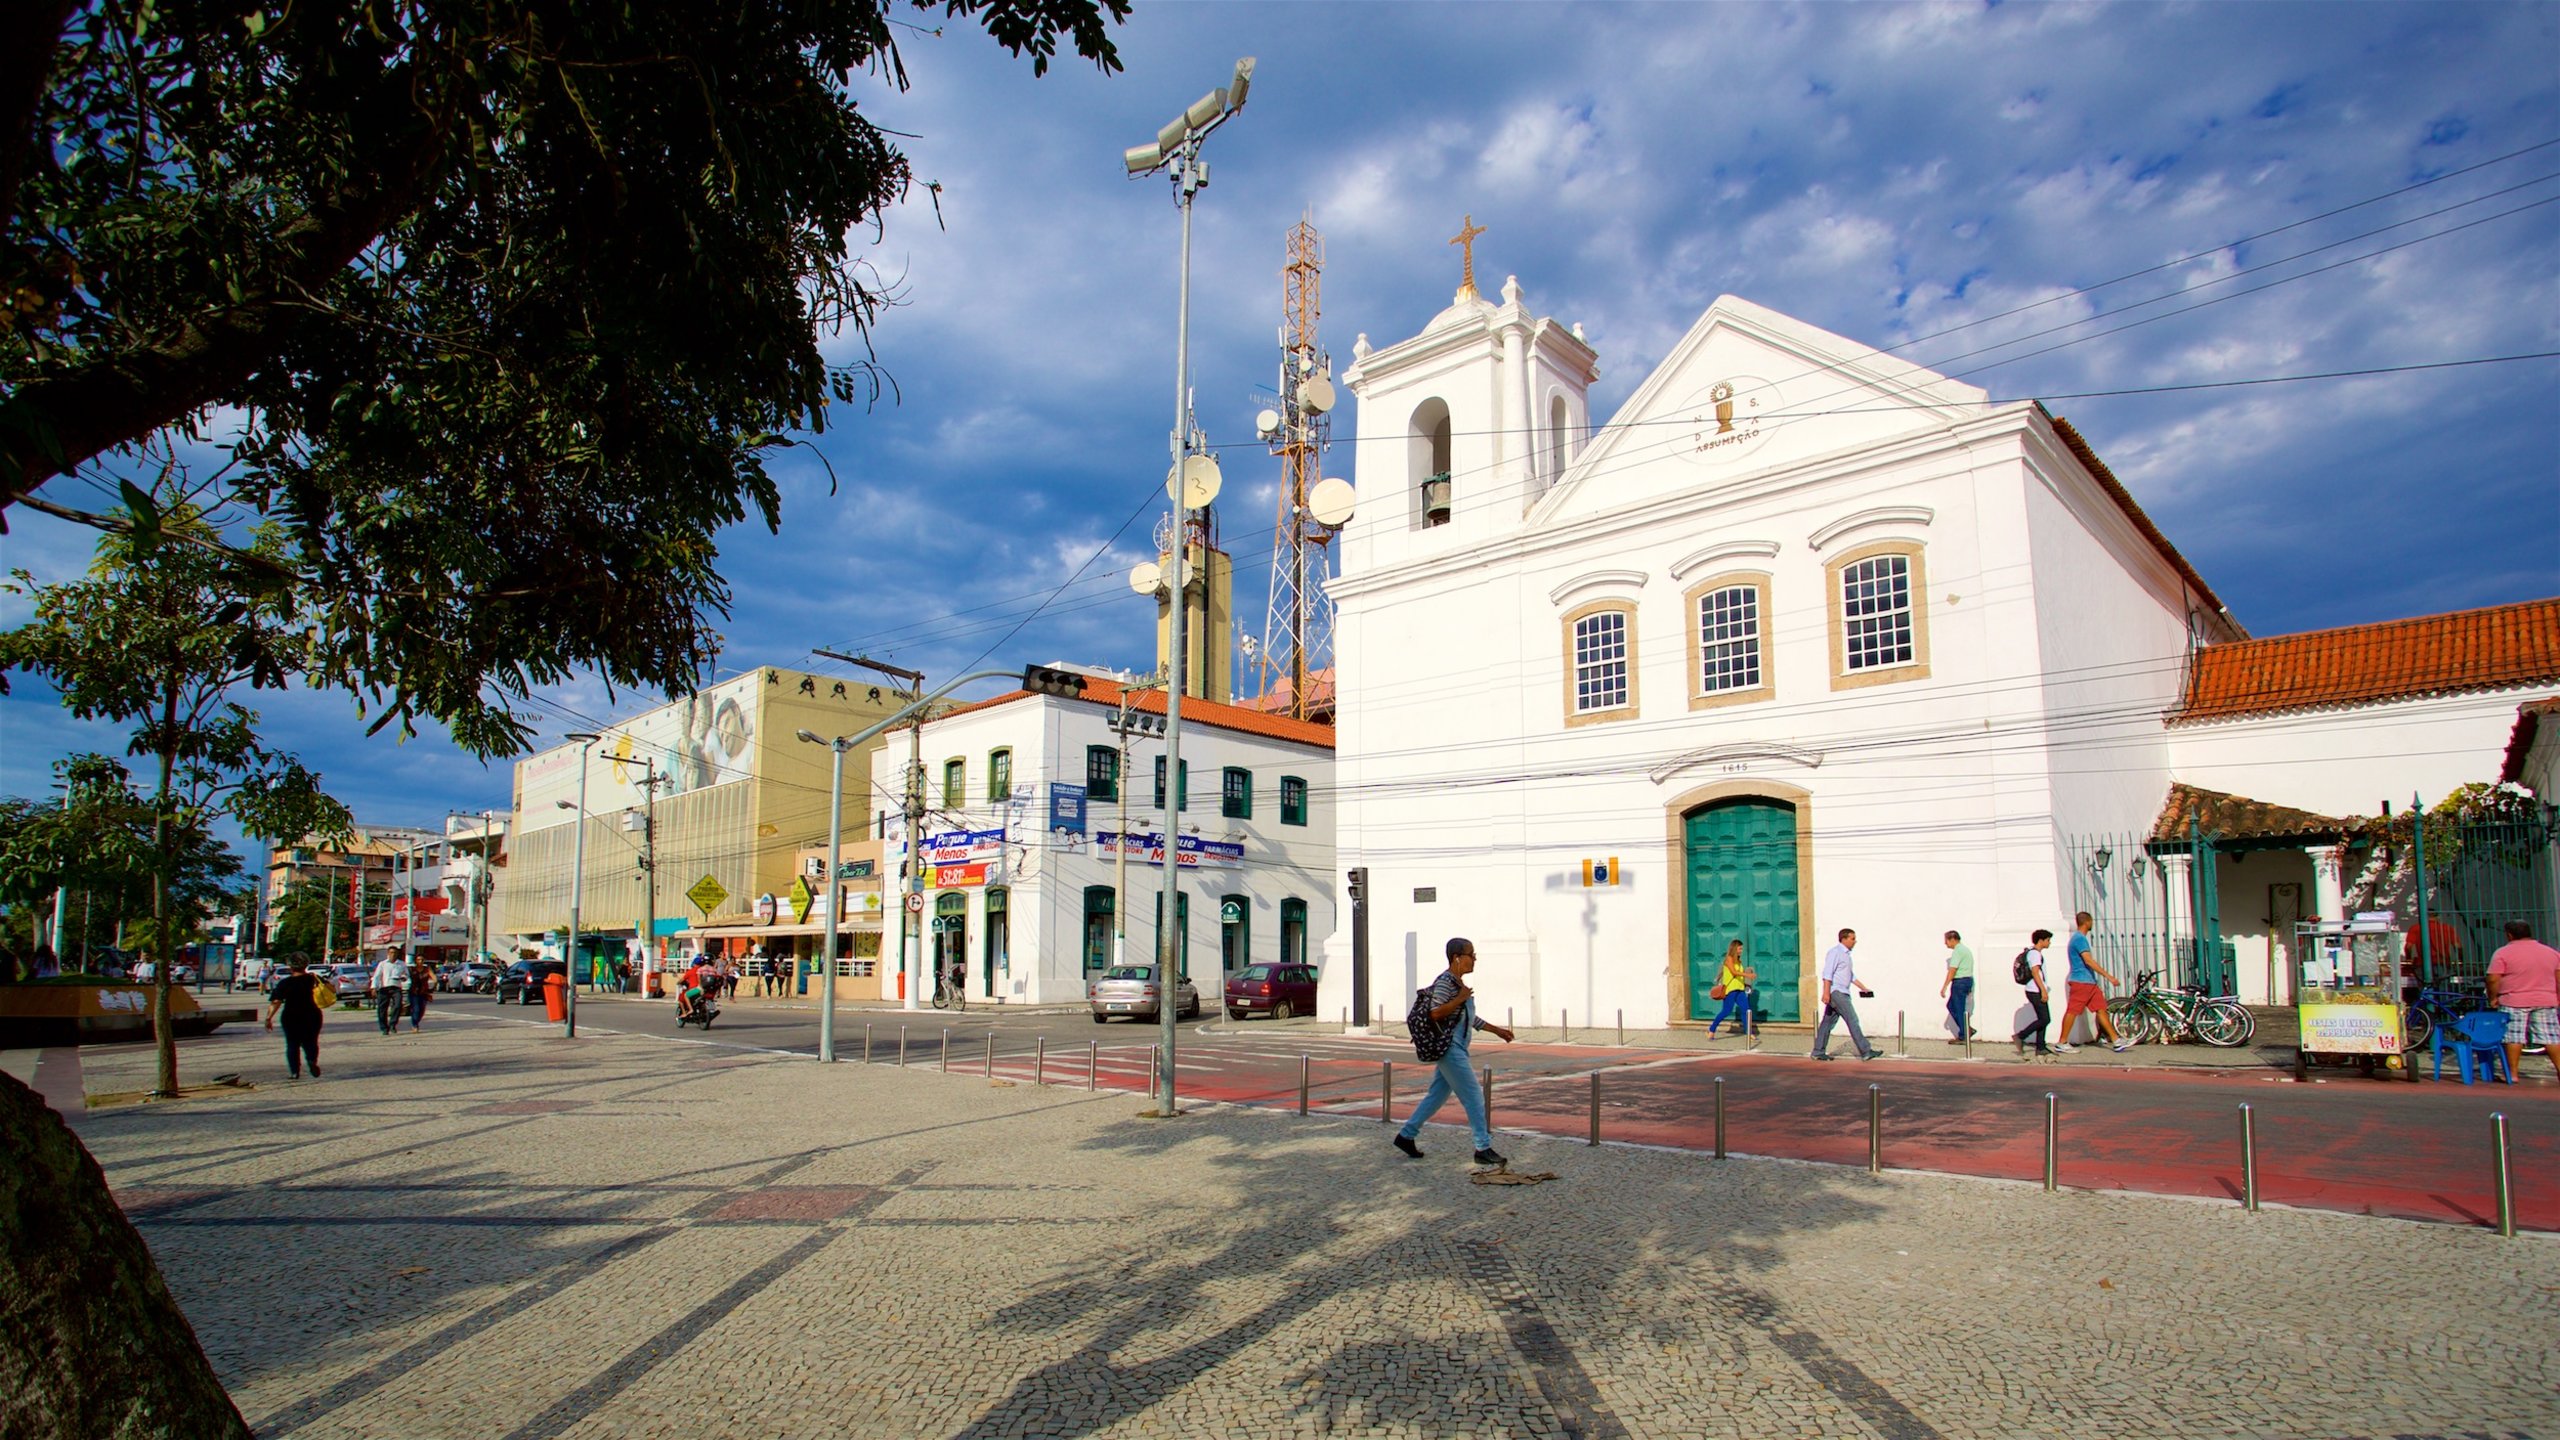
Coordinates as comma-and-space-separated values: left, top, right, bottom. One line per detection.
64, 1016, 2560, 1440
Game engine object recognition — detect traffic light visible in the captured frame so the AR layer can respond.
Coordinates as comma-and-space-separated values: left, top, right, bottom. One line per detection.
1023, 665, 1089, 698
1346, 867, 1368, 904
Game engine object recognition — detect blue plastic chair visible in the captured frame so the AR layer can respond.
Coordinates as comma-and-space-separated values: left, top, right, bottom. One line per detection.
2432, 1010, 2511, 1085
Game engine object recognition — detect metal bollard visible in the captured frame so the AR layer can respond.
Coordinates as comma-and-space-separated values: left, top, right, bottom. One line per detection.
2239, 1103, 2259, 1212
1034, 1036, 1046, 1087
1617, 1008, 1624, 1046
1562, 1009, 1569, 1043
1481, 1066, 1495, 1127
1746, 1007, 1759, 1051
1713, 1076, 1727, 1159
940, 1029, 949, 1073
1588, 1072, 1601, 1146
1087, 1040, 1098, 1091
2492, 1112, 2515, 1238
1868, 1083, 1883, 1175
1298, 1055, 1311, 1116
2042, 1092, 2059, 1192
1896, 1010, 1905, 1057
1341, 1006, 1348, 1033
983, 1032, 995, 1078
1380, 1061, 1394, 1122
1507, 1006, 1513, 1034
864, 1023, 873, 1064
898, 1024, 907, 1067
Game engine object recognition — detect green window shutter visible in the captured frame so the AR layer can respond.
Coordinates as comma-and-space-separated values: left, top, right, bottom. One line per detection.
1222, 766, 1252, 819
988, 748, 1012, 803
1280, 776, 1308, 826
942, 758, 965, 809
1086, 745, 1118, 801
1154, 755, 1167, 809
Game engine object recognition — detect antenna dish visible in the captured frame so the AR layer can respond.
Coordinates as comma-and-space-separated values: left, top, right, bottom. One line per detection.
1129, 561, 1163, 594
1167, 454, 1223, 508
1297, 377, 1336, 415
1255, 408, 1281, 438
1308, 477, 1355, 528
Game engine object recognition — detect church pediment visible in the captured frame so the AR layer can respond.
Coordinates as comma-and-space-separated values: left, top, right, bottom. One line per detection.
1533, 296, 1988, 527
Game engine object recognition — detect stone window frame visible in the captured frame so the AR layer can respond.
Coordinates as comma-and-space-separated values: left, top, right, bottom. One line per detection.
1561, 598, 1640, 728
1824, 538, 1931, 691
1683, 570, 1775, 712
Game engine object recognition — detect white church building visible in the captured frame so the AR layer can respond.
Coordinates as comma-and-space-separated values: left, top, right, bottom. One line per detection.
1316, 273, 2558, 1036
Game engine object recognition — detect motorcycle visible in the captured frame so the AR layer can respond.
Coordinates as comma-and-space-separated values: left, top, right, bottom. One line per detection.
677, 993, 720, 1030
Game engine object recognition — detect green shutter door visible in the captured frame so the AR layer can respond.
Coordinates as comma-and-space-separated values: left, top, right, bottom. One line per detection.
1685, 800, 1801, 1022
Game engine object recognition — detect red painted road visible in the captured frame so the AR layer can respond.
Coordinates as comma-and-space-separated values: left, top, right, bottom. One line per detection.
987, 1035, 2558, 1232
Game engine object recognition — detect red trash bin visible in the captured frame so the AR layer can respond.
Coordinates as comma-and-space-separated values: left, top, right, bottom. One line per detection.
543, 973, 568, 1021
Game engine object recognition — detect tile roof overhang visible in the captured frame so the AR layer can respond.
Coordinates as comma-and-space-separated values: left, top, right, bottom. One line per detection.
907, 676, 1336, 750
2504, 697, 2560, 784
2150, 783, 2350, 848
2171, 596, 2560, 724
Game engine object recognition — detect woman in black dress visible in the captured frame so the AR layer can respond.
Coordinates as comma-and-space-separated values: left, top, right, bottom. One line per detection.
263, 953, 329, 1078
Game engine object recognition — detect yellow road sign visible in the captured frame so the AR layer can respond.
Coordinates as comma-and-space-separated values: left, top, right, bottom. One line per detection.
686, 874, 731, 917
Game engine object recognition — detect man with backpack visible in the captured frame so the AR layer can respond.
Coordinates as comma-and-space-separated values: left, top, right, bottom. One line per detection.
1392, 937, 1516, 1167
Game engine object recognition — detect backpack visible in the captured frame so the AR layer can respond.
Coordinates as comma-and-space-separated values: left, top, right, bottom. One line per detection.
2011, 950, 2033, 985
1407, 985, 1458, 1062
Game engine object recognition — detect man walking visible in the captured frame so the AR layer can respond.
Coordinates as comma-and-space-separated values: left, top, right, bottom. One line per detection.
370, 951, 405, 1036
1940, 929, 1976, 1043
1392, 937, 1516, 1166
1812, 928, 1881, 1061
2487, 919, 2560, 1083
2055, 911, 2132, 1054
2015, 929, 2057, 1056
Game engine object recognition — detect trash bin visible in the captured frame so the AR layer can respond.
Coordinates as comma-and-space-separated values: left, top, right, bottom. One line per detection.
543, 973, 568, 1021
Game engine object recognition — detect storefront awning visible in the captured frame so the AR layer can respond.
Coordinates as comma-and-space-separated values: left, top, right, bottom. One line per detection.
689, 920, 883, 940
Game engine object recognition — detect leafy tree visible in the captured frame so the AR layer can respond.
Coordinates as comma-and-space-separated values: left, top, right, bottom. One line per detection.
0, 0, 1127, 755
1, 494, 348, 1095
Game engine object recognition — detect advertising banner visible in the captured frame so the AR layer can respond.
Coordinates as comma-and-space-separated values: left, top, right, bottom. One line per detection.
1048, 782, 1087, 837
932, 863, 991, 889
923, 828, 1005, 866
2299, 999, 2403, 1054
1096, 831, 1243, 869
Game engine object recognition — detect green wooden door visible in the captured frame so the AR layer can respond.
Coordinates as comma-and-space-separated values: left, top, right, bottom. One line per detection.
1685, 800, 1801, 1022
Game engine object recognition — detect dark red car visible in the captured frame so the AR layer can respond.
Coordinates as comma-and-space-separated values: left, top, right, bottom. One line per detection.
1224, 963, 1318, 1021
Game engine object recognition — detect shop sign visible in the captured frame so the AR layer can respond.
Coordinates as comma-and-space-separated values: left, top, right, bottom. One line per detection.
932, 863, 990, 889
788, 876, 816, 923
1048, 782, 1087, 837
923, 828, 1005, 866
754, 893, 779, 925
840, 859, 874, 880
1096, 830, 1243, 869
2300, 1000, 2403, 1054
1220, 898, 1245, 924
687, 874, 731, 917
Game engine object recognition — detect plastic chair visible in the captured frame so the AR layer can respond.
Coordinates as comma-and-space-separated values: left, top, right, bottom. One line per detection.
2431, 1010, 2511, 1085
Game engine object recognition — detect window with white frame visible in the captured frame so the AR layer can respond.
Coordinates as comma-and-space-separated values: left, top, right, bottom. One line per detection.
1696, 585, 1762, 694
1571, 610, 1631, 714
1840, 554, 1915, 672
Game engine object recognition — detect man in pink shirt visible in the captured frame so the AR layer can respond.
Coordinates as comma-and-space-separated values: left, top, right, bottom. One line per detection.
2486, 920, 2560, 1083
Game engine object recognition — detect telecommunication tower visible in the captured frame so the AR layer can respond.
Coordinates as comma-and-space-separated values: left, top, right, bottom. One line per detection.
1252, 216, 1352, 719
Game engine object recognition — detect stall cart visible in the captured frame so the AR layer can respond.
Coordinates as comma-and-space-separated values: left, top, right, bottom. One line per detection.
2291, 914, 2415, 1082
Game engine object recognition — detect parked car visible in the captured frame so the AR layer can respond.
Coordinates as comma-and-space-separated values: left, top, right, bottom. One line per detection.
1088, 964, 1200, 1023
1224, 963, 1319, 1021
327, 963, 375, 1006
498, 960, 567, 1005
443, 962, 499, 994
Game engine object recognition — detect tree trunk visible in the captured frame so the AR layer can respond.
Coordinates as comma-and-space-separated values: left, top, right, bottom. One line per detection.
0, 1071, 255, 1438
151, 689, 178, 1100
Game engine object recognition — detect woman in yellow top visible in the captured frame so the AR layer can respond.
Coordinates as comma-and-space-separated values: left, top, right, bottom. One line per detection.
1707, 939, 1756, 1036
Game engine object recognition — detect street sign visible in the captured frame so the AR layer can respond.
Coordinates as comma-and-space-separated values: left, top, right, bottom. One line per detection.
904, 892, 925, 914
686, 874, 730, 917
787, 875, 816, 923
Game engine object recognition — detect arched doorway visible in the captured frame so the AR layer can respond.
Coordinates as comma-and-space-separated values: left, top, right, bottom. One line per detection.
934, 893, 968, 1000
1682, 797, 1802, 1022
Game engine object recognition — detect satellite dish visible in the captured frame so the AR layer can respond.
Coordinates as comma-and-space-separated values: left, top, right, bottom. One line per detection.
1298, 377, 1337, 415
1129, 561, 1163, 594
1308, 477, 1355, 528
1167, 453, 1223, 508
1255, 408, 1281, 438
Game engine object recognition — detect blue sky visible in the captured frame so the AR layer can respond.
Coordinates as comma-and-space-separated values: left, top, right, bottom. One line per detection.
4, 0, 2556, 853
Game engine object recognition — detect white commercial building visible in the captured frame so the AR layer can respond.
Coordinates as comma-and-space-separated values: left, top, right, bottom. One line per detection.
1319, 274, 2558, 1035
867, 674, 1337, 1008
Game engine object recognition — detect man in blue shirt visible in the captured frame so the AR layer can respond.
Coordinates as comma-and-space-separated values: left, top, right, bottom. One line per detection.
2057, 910, 2132, 1053
1812, 928, 1881, 1061
1393, 937, 1517, 1166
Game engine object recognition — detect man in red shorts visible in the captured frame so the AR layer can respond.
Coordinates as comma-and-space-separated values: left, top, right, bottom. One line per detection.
2056, 910, 2132, 1054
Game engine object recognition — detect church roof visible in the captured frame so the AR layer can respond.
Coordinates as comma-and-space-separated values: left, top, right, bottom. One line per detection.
2150, 784, 2350, 845
2172, 596, 2560, 724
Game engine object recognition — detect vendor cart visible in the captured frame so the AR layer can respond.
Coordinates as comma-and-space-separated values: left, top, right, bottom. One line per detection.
2291, 914, 2415, 1082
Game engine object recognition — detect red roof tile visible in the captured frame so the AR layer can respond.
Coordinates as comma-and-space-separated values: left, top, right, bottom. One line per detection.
2174, 597, 2560, 723
2150, 783, 2348, 844
912, 676, 1335, 750
2503, 697, 2560, 784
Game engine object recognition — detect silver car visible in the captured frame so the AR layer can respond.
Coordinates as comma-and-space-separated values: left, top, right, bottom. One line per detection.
1088, 964, 1200, 1023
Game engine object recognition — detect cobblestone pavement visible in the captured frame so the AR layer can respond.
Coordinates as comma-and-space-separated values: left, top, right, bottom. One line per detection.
66, 1016, 2560, 1440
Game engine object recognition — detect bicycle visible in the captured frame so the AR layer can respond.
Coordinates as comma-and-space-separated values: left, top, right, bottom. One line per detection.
2399, 977, 2489, 1050
931, 970, 967, 1011
2110, 971, 2255, 1048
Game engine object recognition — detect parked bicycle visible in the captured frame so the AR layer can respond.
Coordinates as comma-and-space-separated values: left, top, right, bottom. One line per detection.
931, 964, 967, 1012
2108, 971, 2255, 1048
2398, 976, 2489, 1050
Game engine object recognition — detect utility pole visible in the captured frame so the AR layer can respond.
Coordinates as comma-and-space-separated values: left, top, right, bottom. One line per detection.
478, 810, 498, 968
1108, 683, 1166, 967
818, 649, 927, 1012
633, 761, 664, 992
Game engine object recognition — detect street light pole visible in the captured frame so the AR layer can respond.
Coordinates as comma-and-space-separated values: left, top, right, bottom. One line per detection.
799, 730, 854, 1062
815, 649, 927, 1013
1107, 691, 1164, 968
561, 733, 600, 1038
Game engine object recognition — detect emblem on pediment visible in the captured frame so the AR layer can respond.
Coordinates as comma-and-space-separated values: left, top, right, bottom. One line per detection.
1679, 374, 1780, 465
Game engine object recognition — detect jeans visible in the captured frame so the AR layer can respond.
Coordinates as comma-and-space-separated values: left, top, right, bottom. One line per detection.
408, 988, 429, 1029
1709, 989, 1752, 1032
375, 988, 400, 1034
2017, 990, 2051, 1052
282, 1023, 319, 1076
1813, 992, 1870, 1057
1398, 1046, 1491, 1151
1946, 977, 1974, 1037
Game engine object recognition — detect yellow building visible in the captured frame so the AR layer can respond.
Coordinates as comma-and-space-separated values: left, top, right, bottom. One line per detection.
492, 667, 912, 968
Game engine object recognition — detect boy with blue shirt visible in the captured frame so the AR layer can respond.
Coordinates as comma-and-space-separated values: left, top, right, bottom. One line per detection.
1393, 937, 1517, 1166
2056, 910, 2132, 1053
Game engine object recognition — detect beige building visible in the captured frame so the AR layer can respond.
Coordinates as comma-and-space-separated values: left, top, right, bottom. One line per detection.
493, 667, 914, 969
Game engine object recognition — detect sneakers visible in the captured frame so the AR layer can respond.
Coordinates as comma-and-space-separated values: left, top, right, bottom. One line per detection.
1857, 1049, 1882, 1061
1473, 1147, 1508, 1167
2111, 1041, 2134, 1053
1393, 1134, 1424, 1160
2054, 1043, 2079, 1053
1809, 1052, 1834, 1061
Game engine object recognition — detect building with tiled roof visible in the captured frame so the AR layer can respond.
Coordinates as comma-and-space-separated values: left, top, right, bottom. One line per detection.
2174, 597, 2560, 724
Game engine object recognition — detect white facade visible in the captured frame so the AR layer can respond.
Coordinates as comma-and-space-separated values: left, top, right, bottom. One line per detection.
1322, 288, 2243, 1035
2169, 691, 2546, 821
865, 683, 1337, 1007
